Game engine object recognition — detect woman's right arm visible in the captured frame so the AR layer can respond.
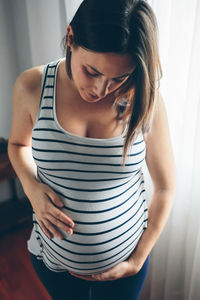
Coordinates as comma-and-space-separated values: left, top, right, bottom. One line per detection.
8, 68, 74, 239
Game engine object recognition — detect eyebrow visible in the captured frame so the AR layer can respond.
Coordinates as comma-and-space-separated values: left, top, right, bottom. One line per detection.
86, 64, 132, 79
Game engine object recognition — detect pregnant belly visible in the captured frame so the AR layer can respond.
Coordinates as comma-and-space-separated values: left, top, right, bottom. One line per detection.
35, 191, 147, 275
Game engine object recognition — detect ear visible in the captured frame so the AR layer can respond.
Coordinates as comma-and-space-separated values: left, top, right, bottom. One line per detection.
67, 25, 74, 47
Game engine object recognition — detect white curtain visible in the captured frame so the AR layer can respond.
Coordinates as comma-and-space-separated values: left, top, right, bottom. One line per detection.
64, 1, 200, 299
141, 1, 200, 299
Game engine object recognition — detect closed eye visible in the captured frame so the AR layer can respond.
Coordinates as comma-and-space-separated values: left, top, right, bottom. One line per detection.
84, 67, 129, 83
84, 68, 99, 77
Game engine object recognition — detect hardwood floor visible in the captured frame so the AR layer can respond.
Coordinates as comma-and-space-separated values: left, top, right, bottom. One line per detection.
0, 222, 51, 300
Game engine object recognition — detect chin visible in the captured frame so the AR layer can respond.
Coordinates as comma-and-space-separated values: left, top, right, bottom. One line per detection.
80, 89, 101, 102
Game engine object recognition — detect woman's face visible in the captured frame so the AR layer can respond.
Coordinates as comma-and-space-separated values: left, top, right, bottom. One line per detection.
69, 45, 135, 103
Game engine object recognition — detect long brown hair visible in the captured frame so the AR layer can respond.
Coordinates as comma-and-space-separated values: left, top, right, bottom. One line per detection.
63, 0, 162, 164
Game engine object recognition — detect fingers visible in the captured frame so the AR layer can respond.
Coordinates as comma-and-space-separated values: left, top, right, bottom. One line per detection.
34, 183, 75, 240
69, 272, 97, 281
48, 214, 73, 235
53, 209, 74, 228
42, 219, 64, 240
40, 198, 74, 240
46, 188, 74, 228
47, 190, 64, 208
40, 220, 53, 239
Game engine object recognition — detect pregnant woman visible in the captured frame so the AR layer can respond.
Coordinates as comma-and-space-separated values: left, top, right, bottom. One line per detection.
8, 0, 176, 299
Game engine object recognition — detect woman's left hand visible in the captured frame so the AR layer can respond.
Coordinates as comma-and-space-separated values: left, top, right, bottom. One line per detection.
69, 260, 141, 281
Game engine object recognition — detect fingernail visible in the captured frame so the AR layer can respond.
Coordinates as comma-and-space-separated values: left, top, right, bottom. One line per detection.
66, 227, 72, 234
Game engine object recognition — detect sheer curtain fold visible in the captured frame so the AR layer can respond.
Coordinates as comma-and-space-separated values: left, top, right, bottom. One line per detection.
143, 0, 200, 299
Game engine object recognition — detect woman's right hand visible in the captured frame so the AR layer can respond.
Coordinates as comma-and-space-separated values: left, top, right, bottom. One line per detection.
8, 68, 74, 240
25, 180, 74, 240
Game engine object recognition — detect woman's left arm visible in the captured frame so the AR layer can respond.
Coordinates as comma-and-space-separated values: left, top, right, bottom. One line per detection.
126, 90, 176, 271
69, 91, 176, 281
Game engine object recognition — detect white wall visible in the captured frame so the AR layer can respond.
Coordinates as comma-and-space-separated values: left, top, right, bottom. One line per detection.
12, 0, 32, 73
0, 0, 19, 139
0, 0, 67, 202
25, 0, 65, 66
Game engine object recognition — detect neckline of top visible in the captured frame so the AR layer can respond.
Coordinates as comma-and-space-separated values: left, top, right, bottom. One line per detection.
51, 58, 128, 144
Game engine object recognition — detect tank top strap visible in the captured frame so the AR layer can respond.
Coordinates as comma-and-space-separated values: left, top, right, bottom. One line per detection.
35, 59, 61, 122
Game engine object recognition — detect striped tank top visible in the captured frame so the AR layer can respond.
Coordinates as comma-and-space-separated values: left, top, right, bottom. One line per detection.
27, 58, 148, 275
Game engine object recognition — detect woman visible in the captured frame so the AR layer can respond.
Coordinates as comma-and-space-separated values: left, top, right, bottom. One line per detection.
8, 0, 176, 299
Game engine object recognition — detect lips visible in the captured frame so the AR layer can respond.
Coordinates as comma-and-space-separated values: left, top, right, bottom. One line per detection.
87, 92, 99, 99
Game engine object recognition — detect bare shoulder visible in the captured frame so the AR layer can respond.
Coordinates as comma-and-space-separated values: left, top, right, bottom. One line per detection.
14, 65, 45, 95
143, 90, 176, 190
13, 65, 45, 123
9, 65, 45, 146
143, 90, 167, 142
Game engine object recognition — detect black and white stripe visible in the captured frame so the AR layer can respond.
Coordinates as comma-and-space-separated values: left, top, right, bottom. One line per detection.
27, 59, 148, 275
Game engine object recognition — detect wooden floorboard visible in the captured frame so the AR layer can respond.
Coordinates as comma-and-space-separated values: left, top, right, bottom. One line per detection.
0, 222, 51, 300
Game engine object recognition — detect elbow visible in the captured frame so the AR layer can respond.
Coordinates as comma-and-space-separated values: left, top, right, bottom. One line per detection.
153, 176, 176, 199
154, 165, 176, 196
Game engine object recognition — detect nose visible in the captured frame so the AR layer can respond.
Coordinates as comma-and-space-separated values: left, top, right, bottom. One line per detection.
94, 78, 109, 98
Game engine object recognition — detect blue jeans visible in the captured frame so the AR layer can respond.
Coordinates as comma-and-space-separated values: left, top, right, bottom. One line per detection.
29, 253, 150, 300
